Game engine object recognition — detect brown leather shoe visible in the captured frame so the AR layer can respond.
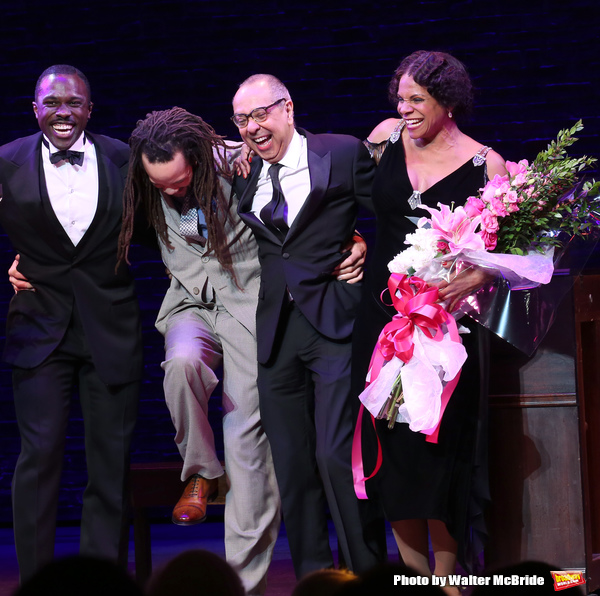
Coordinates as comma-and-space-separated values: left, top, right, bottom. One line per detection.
172, 474, 219, 526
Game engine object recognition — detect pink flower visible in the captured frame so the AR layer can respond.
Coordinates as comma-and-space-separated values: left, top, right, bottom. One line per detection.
465, 196, 485, 217
505, 159, 529, 177
490, 197, 508, 218
480, 230, 497, 251
504, 189, 519, 205
436, 240, 450, 254
480, 174, 510, 204
481, 209, 499, 233
420, 203, 485, 255
512, 172, 528, 187
496, 180, 512, 198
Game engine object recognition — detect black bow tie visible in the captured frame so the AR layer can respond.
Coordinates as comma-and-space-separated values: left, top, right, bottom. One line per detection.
50, 149, 84, 166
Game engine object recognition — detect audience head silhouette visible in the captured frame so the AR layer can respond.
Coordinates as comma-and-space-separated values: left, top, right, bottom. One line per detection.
147, 549, 245, 596
14, 555, 144, 596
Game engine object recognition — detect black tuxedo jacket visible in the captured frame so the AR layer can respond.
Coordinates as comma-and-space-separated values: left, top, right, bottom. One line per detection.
235, 128, 375, 364
0, 131, 142, 385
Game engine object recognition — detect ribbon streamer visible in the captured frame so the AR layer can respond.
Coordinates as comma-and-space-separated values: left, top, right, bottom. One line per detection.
352, 274, 465, 499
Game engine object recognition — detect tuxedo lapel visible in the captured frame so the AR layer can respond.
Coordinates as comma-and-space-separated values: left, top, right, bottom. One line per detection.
8, 135, 74, 259
73, 137, 109, 257
237, 158, 262, 216
73, 134, 123, 260
286, 134, 331, 243
237, 158, 284, 244
236, 132, 333, 245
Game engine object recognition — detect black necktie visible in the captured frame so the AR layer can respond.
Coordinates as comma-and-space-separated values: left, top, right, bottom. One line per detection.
260, 164, 288, 241
50, 149, 84, 166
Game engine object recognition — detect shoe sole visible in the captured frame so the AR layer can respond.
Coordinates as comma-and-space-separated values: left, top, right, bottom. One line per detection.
171, 514, 207, 526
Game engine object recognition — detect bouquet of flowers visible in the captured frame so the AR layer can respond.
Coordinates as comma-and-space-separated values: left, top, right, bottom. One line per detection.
359, 120, 599, 442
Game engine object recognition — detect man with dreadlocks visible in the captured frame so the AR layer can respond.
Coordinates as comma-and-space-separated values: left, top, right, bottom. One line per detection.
117, 107, 280, 595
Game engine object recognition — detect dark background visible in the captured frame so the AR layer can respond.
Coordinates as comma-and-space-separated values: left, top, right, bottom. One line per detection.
0, 0, 598, 522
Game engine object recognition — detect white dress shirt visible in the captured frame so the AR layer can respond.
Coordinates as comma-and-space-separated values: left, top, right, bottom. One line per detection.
251, 130, 310, 227
41, 134, 99, 246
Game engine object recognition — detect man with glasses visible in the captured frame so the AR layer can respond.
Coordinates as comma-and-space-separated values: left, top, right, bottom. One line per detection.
114, 106, 366, 593
232, 74, 384, 578
9, 93, 367, 592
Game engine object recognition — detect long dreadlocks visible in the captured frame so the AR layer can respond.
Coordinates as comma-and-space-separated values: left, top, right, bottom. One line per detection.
118, 107, 240, 278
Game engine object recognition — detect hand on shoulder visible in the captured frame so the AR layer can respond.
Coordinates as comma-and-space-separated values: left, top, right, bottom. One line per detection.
367, 118, 402, 144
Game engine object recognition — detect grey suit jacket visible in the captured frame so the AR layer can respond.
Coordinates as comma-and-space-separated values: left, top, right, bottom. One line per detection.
155, 174, 260, 338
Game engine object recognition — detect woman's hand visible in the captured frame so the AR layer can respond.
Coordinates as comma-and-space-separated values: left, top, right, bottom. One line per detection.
8, 255, 35, 293
234, 144, 255, 178
333, 234, 367, 284
436, 265, 494, 312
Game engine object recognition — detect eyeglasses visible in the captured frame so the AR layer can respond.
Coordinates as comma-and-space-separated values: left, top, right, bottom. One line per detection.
231, 98, 286, 128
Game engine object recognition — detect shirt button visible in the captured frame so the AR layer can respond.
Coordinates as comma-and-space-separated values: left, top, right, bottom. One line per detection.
282, 253, 290, 259
193, 287, 200, 295
69, 188, 74, 194
202, 256, 209, 263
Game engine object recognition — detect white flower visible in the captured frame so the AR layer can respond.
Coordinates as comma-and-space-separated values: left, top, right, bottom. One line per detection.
388, 227, 440, 275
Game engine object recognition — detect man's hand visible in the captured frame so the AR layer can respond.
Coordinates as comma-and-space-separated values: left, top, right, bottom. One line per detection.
333, 234, 367, 284
8, 255, 34, 293
436, 265, 493, 312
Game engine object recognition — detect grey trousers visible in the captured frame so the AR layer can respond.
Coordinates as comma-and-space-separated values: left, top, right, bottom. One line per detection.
161, 305, 280, 595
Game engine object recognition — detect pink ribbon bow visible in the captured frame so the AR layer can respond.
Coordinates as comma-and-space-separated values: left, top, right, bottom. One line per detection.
372, 274, 447, 377
352, 274, 463, 499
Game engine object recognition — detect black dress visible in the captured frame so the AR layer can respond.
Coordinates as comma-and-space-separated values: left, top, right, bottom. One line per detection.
352, 133, 491, 572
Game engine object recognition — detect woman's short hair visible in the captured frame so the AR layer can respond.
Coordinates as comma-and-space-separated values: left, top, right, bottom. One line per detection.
388, 50, 474, 118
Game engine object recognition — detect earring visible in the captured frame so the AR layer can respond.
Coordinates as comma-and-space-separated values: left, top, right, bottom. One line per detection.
448, 111, 453, 119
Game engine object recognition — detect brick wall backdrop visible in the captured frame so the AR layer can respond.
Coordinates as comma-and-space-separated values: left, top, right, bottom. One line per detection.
0, 0, 598, 522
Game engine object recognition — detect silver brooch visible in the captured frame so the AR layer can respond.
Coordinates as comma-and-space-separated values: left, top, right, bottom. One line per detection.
473, 147, 490, 167
408, 190, 422, 210
472, 153, 486, 167
389, 130, 401, 144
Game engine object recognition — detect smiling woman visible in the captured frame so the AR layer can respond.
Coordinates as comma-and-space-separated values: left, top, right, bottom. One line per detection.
33, 68, 92, 152
396, 76, 449, 144
352, 50, 507, 593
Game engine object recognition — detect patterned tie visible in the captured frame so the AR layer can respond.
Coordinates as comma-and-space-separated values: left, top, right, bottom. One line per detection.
180, 196, 207, 246
260, 163, 288, 241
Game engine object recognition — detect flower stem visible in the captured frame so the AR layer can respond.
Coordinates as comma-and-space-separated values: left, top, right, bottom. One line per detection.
376, 374, 405, 429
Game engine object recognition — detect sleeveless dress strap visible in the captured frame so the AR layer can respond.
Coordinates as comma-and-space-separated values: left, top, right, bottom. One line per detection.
363, 120, 406, 165
473, 145, 492, 183
472, 145, 491, 167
